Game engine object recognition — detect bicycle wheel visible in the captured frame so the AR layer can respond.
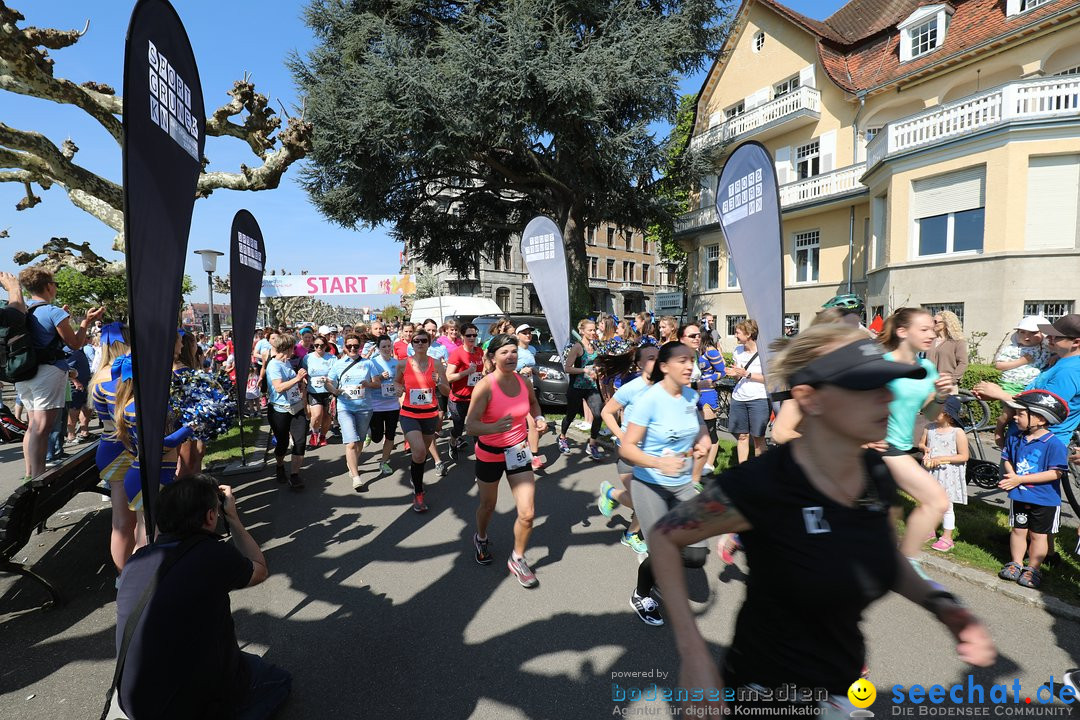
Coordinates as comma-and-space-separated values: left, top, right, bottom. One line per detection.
957, 390, 992, 432
715, 386, 733, 434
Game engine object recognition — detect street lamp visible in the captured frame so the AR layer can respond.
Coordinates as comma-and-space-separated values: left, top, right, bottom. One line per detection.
194, 249, 224, 339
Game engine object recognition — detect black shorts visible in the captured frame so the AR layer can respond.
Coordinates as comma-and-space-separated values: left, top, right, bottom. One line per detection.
1010, 501, 1060, 534
476, 458, 533, 484
307, 392, 332, 408
400, 415, 439, 436
880, 444, 921, 458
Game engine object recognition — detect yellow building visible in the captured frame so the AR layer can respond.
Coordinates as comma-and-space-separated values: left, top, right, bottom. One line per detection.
678, 0, 1080, 353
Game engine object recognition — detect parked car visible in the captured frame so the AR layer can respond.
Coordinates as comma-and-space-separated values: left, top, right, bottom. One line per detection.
472, 314, 570, 408
409, 296, 502, 325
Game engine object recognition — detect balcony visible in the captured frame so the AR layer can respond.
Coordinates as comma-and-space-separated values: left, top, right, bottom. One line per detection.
779, 163, 867, 209
620, 280, 644, 292
866, 76, 1080, 169
589, 277, 610, 289
674, 206, 719, 235
691, 86, 821, 153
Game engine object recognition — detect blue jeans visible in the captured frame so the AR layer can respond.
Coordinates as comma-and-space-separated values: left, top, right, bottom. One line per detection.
236, 651, 292, 720
45, 409, 65, 462
337, 407, 373, 445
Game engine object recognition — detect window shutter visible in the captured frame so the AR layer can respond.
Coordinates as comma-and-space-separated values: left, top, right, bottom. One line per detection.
911, 166, 985, 218
775, 146, 791, 185
708, 111, 724, 128
799, 64, 816, 89
819, 130, 837, 173
747, 87, 771, 109
1006, 0, 1022, 16
1025, 155, 1080, 250
700, 174, 717, 210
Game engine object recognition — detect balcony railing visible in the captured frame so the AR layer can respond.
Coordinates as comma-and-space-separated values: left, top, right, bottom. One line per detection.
674, 206, 719, 235
778, 163, 867, 207
691, 86, 821, 152
620, 280, 643, 291
867, 76, 1080, 168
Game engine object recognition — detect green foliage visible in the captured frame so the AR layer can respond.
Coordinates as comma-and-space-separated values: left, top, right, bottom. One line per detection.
646, 93, 698, 285
960, 364, 1003, 421
293, 0, 731, 319
380, 305, 404, 322
53, 269, 195, 319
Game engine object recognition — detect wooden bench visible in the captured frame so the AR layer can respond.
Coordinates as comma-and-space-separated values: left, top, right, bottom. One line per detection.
0, 443, 106, 606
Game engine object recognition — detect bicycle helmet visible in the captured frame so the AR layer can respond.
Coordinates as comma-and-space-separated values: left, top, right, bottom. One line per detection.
1006, 389, 1070, 425
822, 293, 865, 313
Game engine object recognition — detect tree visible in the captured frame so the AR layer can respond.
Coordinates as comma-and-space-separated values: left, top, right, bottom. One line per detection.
0, 3, 313, 276
53, 264, 194, 318
292, 0, 727, 319
646, 93, 698, 289
380, 305, 403, 323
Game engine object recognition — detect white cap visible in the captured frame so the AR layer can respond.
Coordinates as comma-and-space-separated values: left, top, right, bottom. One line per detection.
515, 324, 534, 334
1015, 315, 1049, 332
318, 325, 331, 335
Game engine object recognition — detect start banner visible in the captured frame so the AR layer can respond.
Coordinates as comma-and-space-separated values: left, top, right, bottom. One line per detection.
261, 274, 416, 297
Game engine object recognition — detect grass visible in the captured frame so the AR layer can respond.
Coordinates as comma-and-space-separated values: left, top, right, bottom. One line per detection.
895, 492, 1080, 605
203, 418, 264, 467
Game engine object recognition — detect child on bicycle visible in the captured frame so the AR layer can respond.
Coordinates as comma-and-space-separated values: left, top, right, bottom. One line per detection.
921, 396, 969, 552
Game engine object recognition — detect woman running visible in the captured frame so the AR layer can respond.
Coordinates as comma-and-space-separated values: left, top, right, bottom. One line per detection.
877, 308, 953, 561
617, 341, 711, 626
647, 324, 995, 713
395, 329, 450, 512
368, 335, 401, 477
303, 334, 336, 448
445, 322, 484, 461
696, 331, 727, 476
266, 333, 310, 490
327, 332, 380, 491
597, 342, 660, 555
558, 318, 605, 460
465, 334, 548, 588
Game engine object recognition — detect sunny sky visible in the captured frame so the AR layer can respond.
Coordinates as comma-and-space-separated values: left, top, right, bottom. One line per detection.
0, 0, 846, 313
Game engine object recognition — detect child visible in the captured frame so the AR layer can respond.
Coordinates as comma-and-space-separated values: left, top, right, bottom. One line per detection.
997, 389, 1070, 590
992, 315, 1052, 447
923, 396, 970, 552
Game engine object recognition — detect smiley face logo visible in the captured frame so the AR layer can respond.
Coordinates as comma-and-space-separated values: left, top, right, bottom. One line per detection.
848, 678, 876, 709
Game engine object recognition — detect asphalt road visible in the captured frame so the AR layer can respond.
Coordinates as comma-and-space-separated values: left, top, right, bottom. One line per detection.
2, 426, 1080, 720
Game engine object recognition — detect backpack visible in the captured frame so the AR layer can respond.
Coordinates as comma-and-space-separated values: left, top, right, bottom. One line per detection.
0, 303, 67, 383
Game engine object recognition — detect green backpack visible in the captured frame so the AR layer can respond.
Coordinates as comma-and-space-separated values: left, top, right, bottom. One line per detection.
0, 303, 65, 383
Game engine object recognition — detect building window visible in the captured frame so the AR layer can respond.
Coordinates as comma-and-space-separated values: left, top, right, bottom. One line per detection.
909, 18, 937, 58
924, 303, 965, 326
642, 237, 650, 254
606, 227, 615, 248
794, 231, 820, 283
495, 287, 511, 312
871, 305, 885, 322
725, 102, 745, 119
529, 293, 542, 313
726, 256, 739, 289
796, 140, 820, 180
587, 227, 596, 246
705, 244, 720, 290
1021, 0, 1051, 10
913, 167, 985, 257
589, 257, 598, 278
774, 75, 800, 99
1024, 301, 1074, 323
492, 246, 511, 271
1055, 66, 1080, 76
624, 232, 633, 252
642, 263, 650, 285
917, 209, 984, 256
753, 31, 765, 53
726, 314, 747, 337
865, 127, 880, 142
606, 259, 615, 280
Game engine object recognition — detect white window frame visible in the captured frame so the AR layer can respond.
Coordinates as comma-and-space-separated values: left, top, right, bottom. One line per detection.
705, 244, 720, 290
864, 127, 881, 142
589, 256, 598, 278
1055, 66, 1080, 77
793, 231, 820, 284
726, 315, 747, 337
914, 208, 985, 258
725, 102, 745, 119
1021, 0, 1052, 11
753, 31, 765, 53
923, 303, 965, 326
774, 75, 800, 99
1024, 301, 1074, 323
909, 19, 938, 59
898, 5, 951, 62
796, 140, 820, 180
726, 255, 739, 289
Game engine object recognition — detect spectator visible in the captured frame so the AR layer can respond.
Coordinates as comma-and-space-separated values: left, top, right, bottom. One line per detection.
994, 315, 1052, 395
394, 323, 415, 360
926, 310, 967, 394
15, 267, 103, 479
727, 318, 768, 464
66, 340, 93, 443
113, 474, 290, 719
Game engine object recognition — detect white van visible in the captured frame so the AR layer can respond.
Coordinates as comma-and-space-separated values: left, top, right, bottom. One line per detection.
409, 296, 503, 325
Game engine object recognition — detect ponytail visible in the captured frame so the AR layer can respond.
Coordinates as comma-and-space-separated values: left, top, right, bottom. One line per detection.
878, 307, 930, 351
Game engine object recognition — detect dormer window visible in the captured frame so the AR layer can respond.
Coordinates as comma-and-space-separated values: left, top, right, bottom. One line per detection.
1007, 0, 1051, 15
898, 4, 953, 62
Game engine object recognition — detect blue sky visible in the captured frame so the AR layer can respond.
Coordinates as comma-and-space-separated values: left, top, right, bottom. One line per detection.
0, 0, 845, 311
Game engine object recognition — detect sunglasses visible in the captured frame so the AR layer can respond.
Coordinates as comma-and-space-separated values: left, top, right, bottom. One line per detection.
313, 343, 326, 348
464, 333, 478, 338
684, 333, 701, 339
345, 343, 361, 350
413, 339, 429, 345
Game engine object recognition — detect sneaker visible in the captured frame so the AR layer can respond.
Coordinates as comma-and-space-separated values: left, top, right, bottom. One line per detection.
630, 590, 664, 626
448, 440, 459, 461
352, 475, 363, 492
319, 435, 329, 447
557, 436, 570, 455
597, 481, 617, 517
507, 554, 539, 588
599, 427, 612, 437
275, 464, 287, 483
473, 533, 493, 565
621, 532, 648, 555
931, 537, 954, 552
435, 462, 448, 477
702, 464, 714, 476
380, 462, 392, 476
718, 534, 737, 565
288, 473, 305, 491
586, 444, 603, 461
412, 492, 428, 513
531, 456, 545, 471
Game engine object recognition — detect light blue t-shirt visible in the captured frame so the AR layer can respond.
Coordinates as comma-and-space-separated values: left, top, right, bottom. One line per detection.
612, 376, 652, 446
884, 354, 938, 451
516, 345, 536, 372
266, 358, 302, 413
409, 343, 449, 363
329, 356, 375, 412
367, 354, 400, 412
303, 352, 335, 395
625, 382, 701, 487
1026, 355, 1080, 444
254, 338, 272, 358
26, 302, 70, 369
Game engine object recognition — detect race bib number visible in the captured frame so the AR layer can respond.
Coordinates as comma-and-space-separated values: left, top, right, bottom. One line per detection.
504, 442, 533, 470
343, 384, 365, 400
286, 386, 301, 404
467, 371, 483, 387
409, 388, 433, 406
381, 381, 397, 398
310, 376, 326, 391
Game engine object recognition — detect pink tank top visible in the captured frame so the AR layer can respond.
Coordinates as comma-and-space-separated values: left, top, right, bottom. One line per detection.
477, 373, 530, 462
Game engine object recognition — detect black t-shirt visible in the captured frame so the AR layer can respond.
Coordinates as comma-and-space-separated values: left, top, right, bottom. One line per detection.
717, 443, 899, 696
115, 532, 254, 720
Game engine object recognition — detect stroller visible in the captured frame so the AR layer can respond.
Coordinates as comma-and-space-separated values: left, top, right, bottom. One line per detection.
0, 402, 28, 443
956, 390, 1000, 489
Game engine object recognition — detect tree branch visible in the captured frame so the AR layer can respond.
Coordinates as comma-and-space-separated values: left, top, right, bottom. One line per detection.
205, 78, 282, 158
0, 122, 123, 209
197, 116, 312, 197
12, 236, 125, 276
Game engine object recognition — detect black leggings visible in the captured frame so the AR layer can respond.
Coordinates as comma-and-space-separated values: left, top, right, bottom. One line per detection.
370, 410, 400, 445
268, 407, 309, 460
449, 400, 470, 439
561, 386, 603, 439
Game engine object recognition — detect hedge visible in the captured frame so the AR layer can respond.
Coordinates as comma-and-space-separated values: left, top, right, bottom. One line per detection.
960, 364, 1003, 424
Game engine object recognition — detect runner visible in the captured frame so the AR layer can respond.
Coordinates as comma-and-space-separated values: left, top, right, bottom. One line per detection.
445, 322, 484, 461
368, 335, 401, 476
647, 324, 995, 713
327, 332, 380, 491
395, 329, 451, 512
617, 341, 710, 625
303, 335, 335, 448
558, 318, 605, 460
596, 342, 660, 555
515, 324, 545, 470
465, 334, 548, 587
266, 334, 310, 490
394, 323, 414, 360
